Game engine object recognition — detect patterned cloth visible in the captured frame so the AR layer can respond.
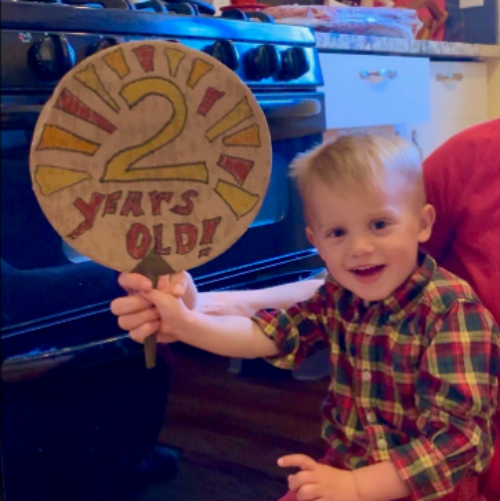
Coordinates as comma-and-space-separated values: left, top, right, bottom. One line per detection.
252, 253, 500, 501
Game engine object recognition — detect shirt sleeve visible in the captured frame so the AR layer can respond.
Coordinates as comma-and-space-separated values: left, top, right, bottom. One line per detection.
251, 284, 332, 370
389, 300, 500, 501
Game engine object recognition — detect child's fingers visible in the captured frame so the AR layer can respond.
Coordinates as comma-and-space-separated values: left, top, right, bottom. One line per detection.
129, 321, 160, 344
118, 272, 153, 294
167, 271, 188, 298
116, 307, 159, 332
287, 471, 317, 492
140, 289, 179, 314
156, 275, 171, 293
110, 295, 152, 316
278, 454, 317, 471
295, 483, 320, 501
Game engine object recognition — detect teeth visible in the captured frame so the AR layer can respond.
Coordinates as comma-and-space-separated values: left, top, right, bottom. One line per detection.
353, 265, 377, 270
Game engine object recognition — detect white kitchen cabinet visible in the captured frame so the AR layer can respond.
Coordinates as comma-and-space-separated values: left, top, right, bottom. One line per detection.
319, 53, 430, 128
402, 60, 488, 157
319, 53, 489, 158
428, 61, 488, 121
396, 117, 486, 160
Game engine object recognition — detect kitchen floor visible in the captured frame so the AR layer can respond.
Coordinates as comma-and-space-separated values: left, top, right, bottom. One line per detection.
130, 344, 328, 501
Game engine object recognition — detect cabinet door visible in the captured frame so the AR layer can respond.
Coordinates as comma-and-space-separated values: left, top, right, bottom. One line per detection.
429, 61, 487, 122
319, 53, 430, 128
396, 118, 486, 159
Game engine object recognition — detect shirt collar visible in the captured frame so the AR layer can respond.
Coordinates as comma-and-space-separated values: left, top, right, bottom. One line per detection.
326, 252, 436, 322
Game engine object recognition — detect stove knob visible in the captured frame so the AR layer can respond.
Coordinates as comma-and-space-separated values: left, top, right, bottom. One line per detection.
86, 37, 120, 57
245, 44, 282, 81
280, 47, 310, 81
205, 40, 239, 71
28, 35, 76, 81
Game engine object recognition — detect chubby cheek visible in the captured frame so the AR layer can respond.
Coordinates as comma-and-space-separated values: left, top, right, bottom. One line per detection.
317, 246, 345, 275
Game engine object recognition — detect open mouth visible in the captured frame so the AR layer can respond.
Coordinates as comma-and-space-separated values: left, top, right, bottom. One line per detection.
350, 265, 385, 278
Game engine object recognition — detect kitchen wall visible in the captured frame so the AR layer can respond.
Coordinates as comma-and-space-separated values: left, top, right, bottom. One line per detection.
446, 0, 498, 44
487, 1, 500, 118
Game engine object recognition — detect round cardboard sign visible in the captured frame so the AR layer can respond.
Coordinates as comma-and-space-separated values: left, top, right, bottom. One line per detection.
30, 40, 272, 274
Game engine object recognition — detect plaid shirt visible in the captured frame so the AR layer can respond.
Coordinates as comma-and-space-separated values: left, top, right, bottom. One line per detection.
252, 253, 499, 501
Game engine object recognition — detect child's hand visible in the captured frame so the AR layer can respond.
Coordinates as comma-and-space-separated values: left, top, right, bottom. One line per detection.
278, 454, 359, 501
110, 271, 197, 343
122, 288, 192, 344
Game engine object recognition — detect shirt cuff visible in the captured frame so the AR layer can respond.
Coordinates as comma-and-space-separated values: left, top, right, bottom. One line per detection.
389, 439, 454, 501
251, 311, 301, 370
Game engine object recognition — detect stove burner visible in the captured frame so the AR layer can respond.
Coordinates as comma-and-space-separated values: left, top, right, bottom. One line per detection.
10, 0, 218, 15
220, 9, 273, 22
5, 0, 279, 20
19, 0, 130, 8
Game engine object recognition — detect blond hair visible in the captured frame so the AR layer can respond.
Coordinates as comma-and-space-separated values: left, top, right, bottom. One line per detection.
289, 133, 425, 207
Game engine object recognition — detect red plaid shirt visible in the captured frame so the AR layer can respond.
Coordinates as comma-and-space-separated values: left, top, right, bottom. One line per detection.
252, 254, 499, 501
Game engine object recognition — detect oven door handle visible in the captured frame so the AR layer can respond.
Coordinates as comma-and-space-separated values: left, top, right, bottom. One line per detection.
258, 98, 322, 119
1, 98, 323, 126
1, 104, 43, 131
1, 334, 142, 383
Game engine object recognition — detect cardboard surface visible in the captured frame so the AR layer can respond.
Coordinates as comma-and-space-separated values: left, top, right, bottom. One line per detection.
30, 41, 272, 273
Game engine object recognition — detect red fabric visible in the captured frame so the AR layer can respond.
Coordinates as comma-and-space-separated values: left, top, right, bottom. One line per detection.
393, 0, 447, 40
422, 119, 500, 325
423, 119, 500, 501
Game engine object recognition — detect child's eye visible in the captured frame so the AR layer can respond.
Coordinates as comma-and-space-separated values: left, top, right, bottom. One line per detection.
329, 228, 346, 238
371, 220, 388, 231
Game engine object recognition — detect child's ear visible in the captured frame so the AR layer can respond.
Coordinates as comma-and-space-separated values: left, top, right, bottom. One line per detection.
306, 226, 317, 247
417, 204, 436, 243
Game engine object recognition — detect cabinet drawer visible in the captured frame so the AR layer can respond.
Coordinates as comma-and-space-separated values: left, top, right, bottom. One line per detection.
319, 53, 430, 128
429, 61, 487, 121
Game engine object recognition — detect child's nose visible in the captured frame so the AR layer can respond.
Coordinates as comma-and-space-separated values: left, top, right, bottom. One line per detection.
349, 235, 375, 256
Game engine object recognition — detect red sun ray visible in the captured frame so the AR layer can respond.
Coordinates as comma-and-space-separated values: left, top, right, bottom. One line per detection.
55, 88, 117, 133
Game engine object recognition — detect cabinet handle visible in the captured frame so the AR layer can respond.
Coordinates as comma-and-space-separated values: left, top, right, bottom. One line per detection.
359, 69, 397, 80
436, 73, 463, 82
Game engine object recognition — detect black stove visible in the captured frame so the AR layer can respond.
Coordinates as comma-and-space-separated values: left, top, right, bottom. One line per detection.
1, 0, 322, 93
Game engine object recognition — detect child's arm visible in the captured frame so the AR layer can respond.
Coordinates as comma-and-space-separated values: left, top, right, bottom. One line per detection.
197, 279, 325, 317
135, 288, 279, 359
112, 270, 324, 318
111, 271, 324, 339
353, 461, 410, 501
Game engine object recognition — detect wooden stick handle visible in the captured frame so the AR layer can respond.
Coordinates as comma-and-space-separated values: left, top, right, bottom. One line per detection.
144, 332, 158, 369
131, 252, 175, 369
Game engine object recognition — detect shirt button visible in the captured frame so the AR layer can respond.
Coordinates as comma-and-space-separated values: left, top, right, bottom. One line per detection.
361, 370, 371, 382
366, 412, 376, 424
377, 438, 388, 450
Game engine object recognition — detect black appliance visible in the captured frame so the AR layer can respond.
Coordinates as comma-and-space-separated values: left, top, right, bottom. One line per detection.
1, 2, 326, 499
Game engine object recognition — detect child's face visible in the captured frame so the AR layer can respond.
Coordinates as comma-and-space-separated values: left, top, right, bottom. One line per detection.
304, 177, 435, 302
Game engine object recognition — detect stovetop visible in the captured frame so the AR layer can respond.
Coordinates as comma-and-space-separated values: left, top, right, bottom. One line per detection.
1, 0, 322, 93
1, 0, 315, 43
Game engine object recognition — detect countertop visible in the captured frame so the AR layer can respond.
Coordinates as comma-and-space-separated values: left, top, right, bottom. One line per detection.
315, 32, 500, 60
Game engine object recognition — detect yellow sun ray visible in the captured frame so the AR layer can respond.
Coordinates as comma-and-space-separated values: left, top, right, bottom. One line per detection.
214, 179, 260, 219
74, 64, 120, 112
223, 124, 261, 147
205, 97, 254, 143
164, 48, 186, 77
36, 125, 100, 155
102, 48, 131, 79
35, 165, 91, 197
187, 58, 214, 89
